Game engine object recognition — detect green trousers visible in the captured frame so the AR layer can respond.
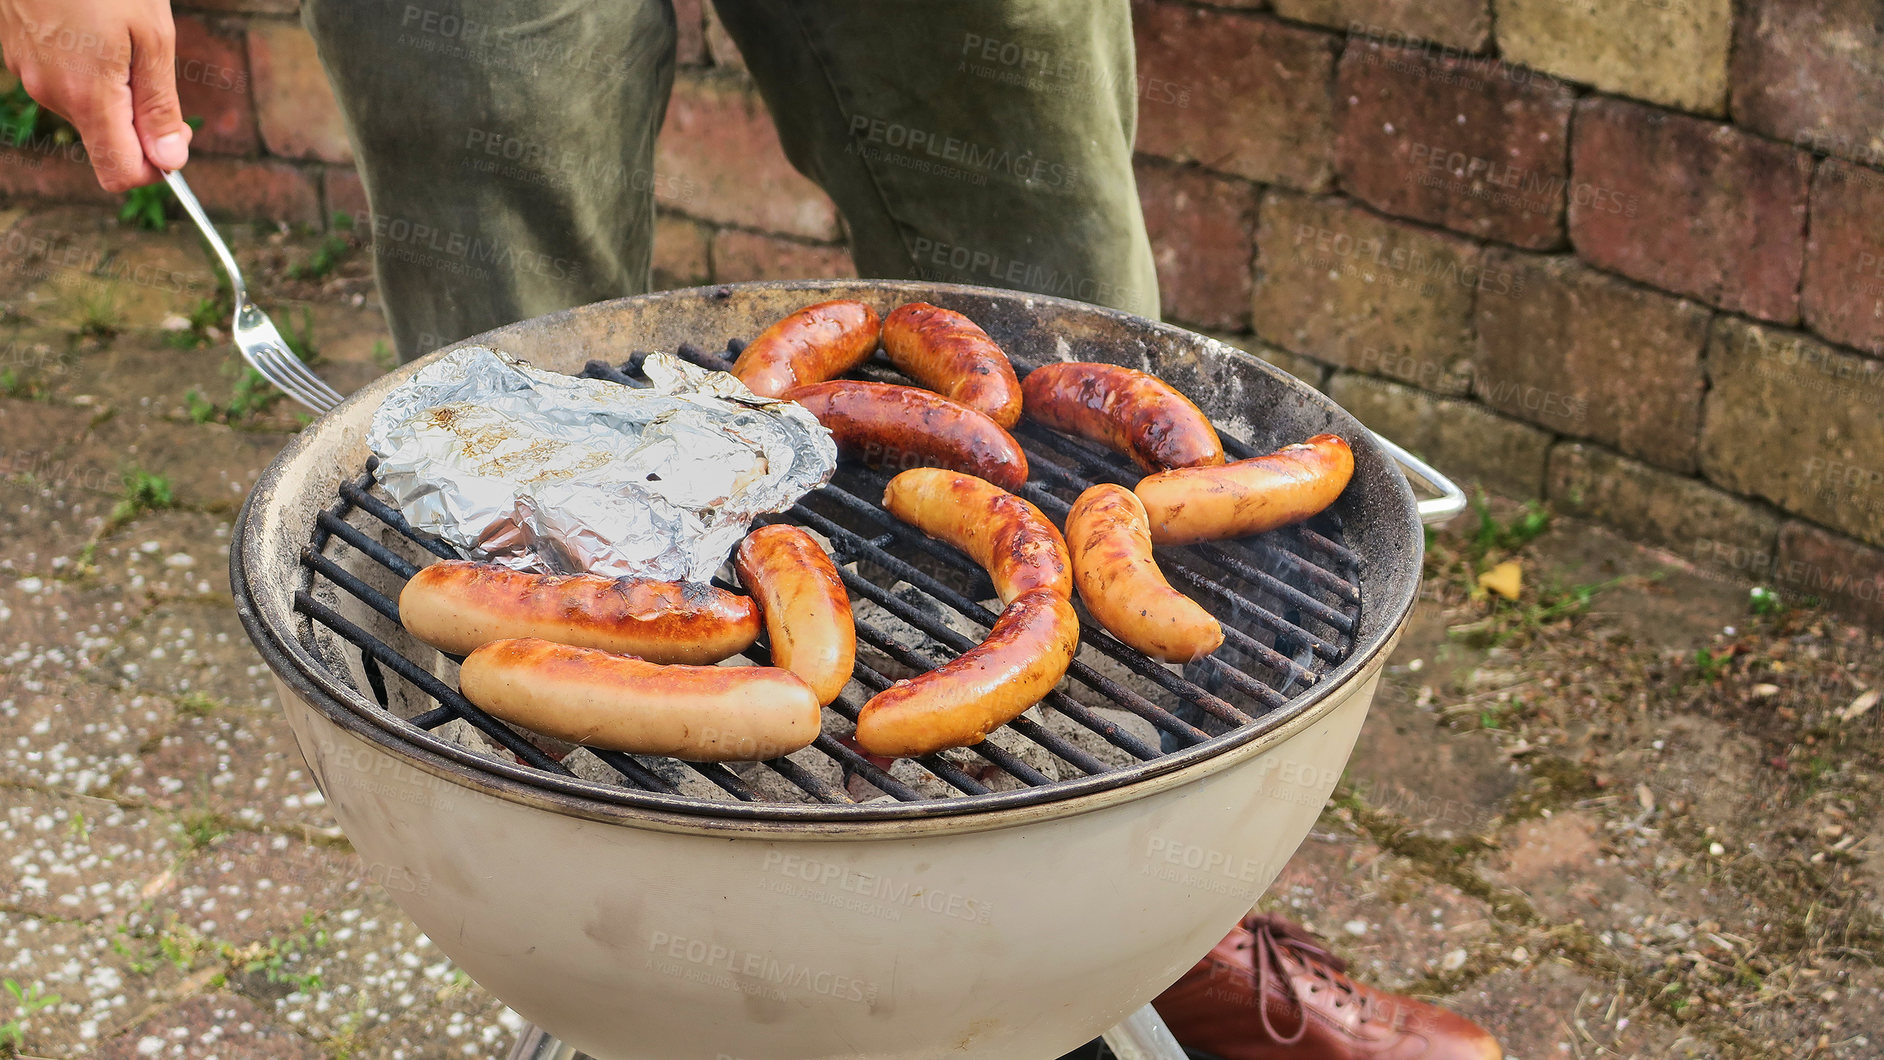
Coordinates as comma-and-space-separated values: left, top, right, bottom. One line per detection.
301, 0, 1160, 360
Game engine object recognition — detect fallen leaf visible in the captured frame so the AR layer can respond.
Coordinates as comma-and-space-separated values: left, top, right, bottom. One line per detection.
1840, 688, 1878, 722
1477, 560, 1523, 601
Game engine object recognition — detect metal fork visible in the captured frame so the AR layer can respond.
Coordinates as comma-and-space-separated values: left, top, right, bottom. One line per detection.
163, 169, 347, 415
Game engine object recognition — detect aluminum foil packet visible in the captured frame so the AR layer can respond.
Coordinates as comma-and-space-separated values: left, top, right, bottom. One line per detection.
366, 346, 836, 583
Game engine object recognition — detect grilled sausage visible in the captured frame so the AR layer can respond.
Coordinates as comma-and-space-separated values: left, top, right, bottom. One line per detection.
880, 467, 1072, 604
880, 302, 1024, 428
1020, 362, 1225, 473
1134, 433, 1354, 546
735, 525, 856, 705
730, 299, 881, 397
852, 588, 1078, 757
783, 380, 1029, 492
459, 638, 820, 761
1067, 484, 1222, 663
399, 561, 759, 664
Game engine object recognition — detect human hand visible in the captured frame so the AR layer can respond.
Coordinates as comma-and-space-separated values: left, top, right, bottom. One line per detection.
0, 0, 190, 191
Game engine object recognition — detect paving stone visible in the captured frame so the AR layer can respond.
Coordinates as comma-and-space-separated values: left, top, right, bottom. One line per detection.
1450, 959, 1722, 1059
1495, 0, 1732, 114
84, 510, 234, 604
1698, 319, 1884, 547
1326, 373, 1553, 500
135, 831, 367, 949
655, 73, 839, 241
78, 412, 292, 510
0, 673, 171, 794
0, 910, 192, 1057
95, 991, 323, 1060
1475, 251, 1709, 472
92, 602, 281, 707
1335, 40, 1575, 249
1261, 832, 1497, 991
652, 214, 711, 289
352, 989, 522, 1060
1252, 191, 1482, 394
0, 569, 144, 682
174, 14, 259, 157
1731, 0, 1884, 169
1802, 159, 1884, 356
1547, 442, 1782, 563
0, 788, 180, 921
247, 21, 353, 165
1774, 521, 1884, 629
1277, 0, 1491, 52
1132, 0, 1339, 190
1345, 677, 1524, 839
117, 706, 335, 835
1137, 160, 1258, 331
1570, 97, 1811, 324
709, 230, 855, 284
260, 892, 469, 1042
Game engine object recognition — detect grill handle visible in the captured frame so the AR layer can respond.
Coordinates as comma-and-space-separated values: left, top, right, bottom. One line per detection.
1369, 431, 1467, 526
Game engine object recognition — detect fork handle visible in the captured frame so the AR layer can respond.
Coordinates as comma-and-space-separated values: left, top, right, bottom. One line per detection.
162, 169, 248, 307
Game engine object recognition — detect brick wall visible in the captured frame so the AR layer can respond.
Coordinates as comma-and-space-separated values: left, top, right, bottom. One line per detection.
3, 0, 1882, 623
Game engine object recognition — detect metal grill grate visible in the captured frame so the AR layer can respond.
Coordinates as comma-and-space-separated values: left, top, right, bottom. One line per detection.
289, 344, 1365, 810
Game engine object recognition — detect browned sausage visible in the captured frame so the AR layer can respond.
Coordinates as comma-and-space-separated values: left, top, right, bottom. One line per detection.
783, 380, 1029, 492
735, 525, 856, 705
1067, 484, 1222, 663
399, 561, 759, 664
1134, 433, 1354, 546
1020, 362, 1225, 473
852, 588, 1078, 757
879, 467, 1072, 604
880, 302, 1023, 428
730, 299, 881, 397
459, 638, 821, 761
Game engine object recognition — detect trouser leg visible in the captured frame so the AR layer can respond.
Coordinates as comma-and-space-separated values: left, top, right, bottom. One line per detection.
301, 0, 678, 359
710, 0, 1160, 317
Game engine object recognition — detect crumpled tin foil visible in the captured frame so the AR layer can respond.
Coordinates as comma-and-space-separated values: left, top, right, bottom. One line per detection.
366, 346, 836, 583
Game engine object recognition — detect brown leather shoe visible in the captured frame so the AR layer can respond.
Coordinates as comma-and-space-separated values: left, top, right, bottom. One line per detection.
1153, 914, 1502, 1060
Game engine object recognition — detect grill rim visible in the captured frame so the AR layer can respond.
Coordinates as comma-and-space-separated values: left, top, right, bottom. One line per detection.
232, 279, 1423, 830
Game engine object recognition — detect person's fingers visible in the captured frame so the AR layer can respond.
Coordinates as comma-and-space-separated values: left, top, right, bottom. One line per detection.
73, 77, 159, 191
126, 10, 188, 171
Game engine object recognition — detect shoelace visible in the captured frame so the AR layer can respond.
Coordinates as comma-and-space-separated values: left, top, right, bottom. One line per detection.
1241, 914, 1375, 1044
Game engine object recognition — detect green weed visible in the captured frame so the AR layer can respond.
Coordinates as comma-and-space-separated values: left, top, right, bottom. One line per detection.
111, 467, 174, 525
0, 978, 60, 1054
119, 183, 172, 232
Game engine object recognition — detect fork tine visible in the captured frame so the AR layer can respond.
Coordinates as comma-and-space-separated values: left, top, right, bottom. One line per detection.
243, 343, 337, 413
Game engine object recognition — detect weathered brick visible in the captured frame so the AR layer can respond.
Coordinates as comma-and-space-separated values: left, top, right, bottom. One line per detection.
1775, 521, 1884, 628
655, 74, 838, 241
1699, 319, 1884, 547
1252, 191, 1483, 395
1335, 41, 1574, 248
97, 993, 322, 1060
673, 0, 707, 66
167, 156, 321, 225
1547, 442, 1781, 561
0, 143, 117, 206
652, 214, 710, 287
1277, 0, 1491, 52
1326, 372, 1552, 498
1802, 160, 1884, 356
711, 230, 854, 284
1132, 1, 1338, 190
1570, 97, 1810, 324
247, 20, 353, 164
173, 15, 258, 156
1474, 251, 1708, 471
1495, 0, 1732, 114
322, 164, 368, 223
1732, 0, 1884, 169
1135, 160, 1257, 331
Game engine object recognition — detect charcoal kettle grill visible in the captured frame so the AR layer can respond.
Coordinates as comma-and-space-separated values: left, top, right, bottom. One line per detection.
230, 280, 1461, 1060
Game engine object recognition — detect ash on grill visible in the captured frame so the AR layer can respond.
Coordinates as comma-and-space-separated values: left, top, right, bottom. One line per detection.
294, 341, 1362, 808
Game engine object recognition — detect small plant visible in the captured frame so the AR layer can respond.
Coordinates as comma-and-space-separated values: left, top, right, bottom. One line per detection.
225, 366, 285, 421
287, 232, 352, 281
71, 281, 125, 337
0, 367, 33, 399
1469, 495, 1550, 561
1748, 586, 1784, 616
163, 296, 224, 351
231, 915, 329, 993
1693, 647, 1733, 682
177, 691, 222, 716
0, 978, 61, 1053
281, 306, 320, 365
112, 467, 174, 524
119, 182, 172, 231
179, 808, 231, 850
185, 388, 218, 423
371, 339, 397, 372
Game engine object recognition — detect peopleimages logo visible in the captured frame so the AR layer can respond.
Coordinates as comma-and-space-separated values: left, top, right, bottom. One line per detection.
758, 851, 994, 924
